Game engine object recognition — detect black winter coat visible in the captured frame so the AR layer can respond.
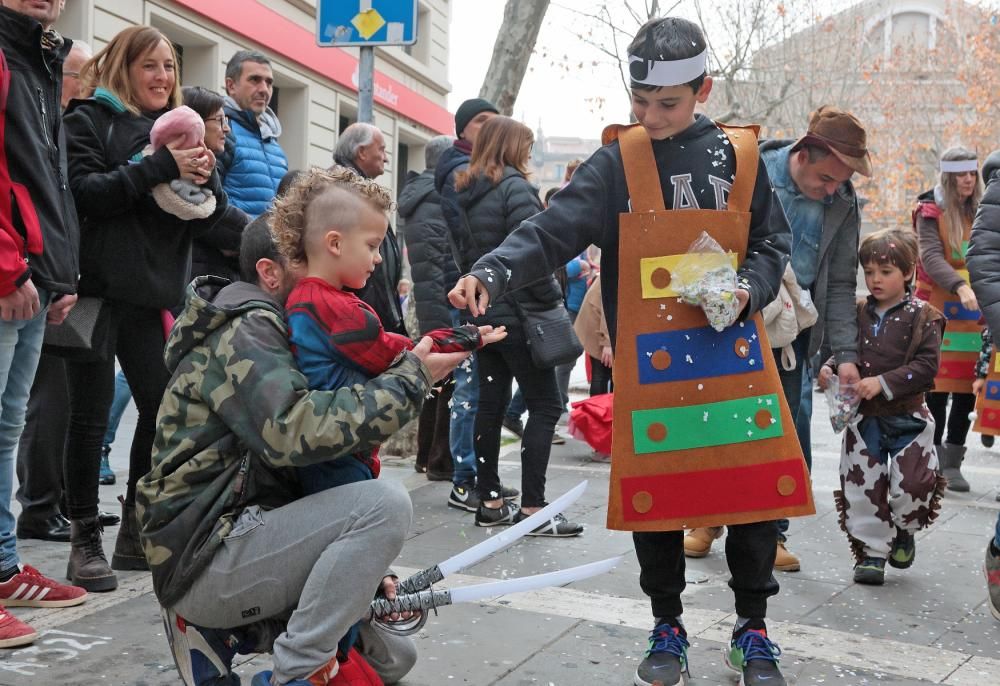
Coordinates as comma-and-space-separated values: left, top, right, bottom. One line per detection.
0, 7, 79, 295
398, 169, 459, 333
64, 96, 227, 310
967, 164, 1000, 340
192, 204, 249, 283
454, 167, 562, 331
434, 141, 471, 250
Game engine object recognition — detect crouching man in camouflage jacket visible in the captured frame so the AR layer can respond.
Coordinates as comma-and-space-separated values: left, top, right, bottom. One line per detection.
136, 219, 470, 686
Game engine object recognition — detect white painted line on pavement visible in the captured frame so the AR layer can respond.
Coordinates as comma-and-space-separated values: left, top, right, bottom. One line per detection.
392, 565, 1000, 684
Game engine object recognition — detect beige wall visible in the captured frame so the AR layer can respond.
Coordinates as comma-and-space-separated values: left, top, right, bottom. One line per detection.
55, 0, 453, 195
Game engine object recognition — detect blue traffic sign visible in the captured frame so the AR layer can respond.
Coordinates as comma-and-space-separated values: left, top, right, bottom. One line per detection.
317, 0, 419, 47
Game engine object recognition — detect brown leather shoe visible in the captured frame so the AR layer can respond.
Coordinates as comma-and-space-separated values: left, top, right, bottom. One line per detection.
683, 526, 724, 558
774, 541, 801, 572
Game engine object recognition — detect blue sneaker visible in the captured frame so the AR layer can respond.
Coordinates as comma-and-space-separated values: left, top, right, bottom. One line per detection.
724, 620, 785, 686
634, 620, 689, 685
161, 607, 240, 685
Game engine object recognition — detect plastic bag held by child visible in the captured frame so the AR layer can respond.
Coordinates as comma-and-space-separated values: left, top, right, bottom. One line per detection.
671, 232, 740, 332
824, 377, 861, 433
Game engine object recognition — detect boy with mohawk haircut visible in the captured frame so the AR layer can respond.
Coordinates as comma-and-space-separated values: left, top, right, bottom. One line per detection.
271, 167, 504, 491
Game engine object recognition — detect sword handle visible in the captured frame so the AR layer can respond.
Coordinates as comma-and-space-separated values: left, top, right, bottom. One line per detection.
396, 565, 444, 594
368, 589, 452, 636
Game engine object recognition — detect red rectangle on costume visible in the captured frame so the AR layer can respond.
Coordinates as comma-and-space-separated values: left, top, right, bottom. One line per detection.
938, 358, 976, 379
619, 459, 809, 523
979, 406, 1000, 431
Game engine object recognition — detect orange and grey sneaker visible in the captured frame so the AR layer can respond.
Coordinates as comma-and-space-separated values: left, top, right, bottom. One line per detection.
0, 564, 87, 607
0, 605, 38, 648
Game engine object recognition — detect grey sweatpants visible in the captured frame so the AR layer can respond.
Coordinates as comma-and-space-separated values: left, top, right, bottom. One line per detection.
173, 479, 415, 684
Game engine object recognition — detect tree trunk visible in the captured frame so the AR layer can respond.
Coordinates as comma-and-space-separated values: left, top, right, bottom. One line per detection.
479, 0, 551, 115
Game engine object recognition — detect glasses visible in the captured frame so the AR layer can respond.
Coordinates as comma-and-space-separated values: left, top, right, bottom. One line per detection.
204, 114, 229, 127
64, 71, 80, 79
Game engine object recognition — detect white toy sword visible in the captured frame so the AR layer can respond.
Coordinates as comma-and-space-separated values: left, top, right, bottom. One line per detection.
396, 480, 589, 594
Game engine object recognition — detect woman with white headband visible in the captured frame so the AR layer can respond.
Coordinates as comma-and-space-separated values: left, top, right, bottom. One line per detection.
914, 146, 983, 492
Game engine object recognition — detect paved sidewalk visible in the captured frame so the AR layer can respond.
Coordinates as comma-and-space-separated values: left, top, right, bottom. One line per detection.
1, 387, 999, 684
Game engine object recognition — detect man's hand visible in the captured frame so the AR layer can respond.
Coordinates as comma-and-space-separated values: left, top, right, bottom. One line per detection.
838, 362, 861, 387
412, 336, 471, 383
601, 345, 614, 368
46, 293, 78, 325
856, 376, 882, 400
377, 575, 419, 623
478, 324, 507, 346
448, 275, 490, 317
0, 279, 40, 321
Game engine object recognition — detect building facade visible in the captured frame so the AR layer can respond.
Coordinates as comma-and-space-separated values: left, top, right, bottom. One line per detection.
55, 0, 455, 195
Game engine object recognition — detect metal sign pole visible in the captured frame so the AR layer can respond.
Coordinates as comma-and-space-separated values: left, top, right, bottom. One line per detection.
358, 45, 375, 124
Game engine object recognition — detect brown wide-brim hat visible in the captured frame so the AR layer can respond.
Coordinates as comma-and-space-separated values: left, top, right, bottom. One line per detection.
791, 105, 872, 177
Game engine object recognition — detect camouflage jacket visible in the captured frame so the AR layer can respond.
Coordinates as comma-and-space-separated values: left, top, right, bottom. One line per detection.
136, 276, 430, 607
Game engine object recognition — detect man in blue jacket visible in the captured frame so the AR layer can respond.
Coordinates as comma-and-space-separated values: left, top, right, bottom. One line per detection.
218, 50, 289, 217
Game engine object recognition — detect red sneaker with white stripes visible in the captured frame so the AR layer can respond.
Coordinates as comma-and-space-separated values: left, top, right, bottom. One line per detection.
0, 606, 37, 648
0, 565, 87, 608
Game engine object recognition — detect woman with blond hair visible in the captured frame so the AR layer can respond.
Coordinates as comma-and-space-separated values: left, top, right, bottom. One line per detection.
61, 25, 227, 591
452, 116, 583, 536
915, 146, 984, 492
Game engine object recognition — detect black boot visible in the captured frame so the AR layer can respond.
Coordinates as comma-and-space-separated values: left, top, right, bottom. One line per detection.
111, 495, 149, 571
68, 517, 118, 592
939, 443, 970, 492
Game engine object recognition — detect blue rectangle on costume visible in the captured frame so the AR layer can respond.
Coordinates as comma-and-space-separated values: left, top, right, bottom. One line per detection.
941, 301, 980, 321
636, 321, 763, 384
986, 381, 1000, 400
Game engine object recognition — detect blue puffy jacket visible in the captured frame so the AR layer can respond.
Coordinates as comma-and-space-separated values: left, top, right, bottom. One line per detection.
218, 106, 288, 218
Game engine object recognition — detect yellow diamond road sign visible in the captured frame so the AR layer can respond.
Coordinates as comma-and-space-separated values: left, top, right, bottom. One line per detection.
352, 9, 386, 40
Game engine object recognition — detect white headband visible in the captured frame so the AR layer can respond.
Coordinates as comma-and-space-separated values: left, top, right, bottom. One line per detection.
940, 159, 978, 173
628, 49, 707, 87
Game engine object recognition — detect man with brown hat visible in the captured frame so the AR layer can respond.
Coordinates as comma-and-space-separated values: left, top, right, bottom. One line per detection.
684, 105, 871, 571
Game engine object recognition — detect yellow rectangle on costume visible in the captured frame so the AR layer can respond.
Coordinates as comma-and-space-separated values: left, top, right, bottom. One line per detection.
640, 253, 739, 299
957, 269, 969, 284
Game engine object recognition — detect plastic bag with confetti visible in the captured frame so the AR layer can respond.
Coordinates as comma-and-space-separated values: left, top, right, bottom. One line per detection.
671, 232, 740, 332
824, 377, 860, 433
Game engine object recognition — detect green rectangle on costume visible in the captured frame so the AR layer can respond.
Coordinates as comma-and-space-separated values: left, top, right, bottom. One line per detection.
941, 332, 981, 353
631, 394, 784, 454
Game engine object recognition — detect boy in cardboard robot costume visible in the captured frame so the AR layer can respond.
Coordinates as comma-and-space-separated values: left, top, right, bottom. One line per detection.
450, 17, 813, 686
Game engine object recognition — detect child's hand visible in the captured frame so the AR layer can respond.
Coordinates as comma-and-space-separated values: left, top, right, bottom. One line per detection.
478, 324, 507, 346
376, 576, 419, 622
973, 378, 986, 396
601, 345, 614, 368
449, 275, 490, 316
856, 376, 883, 400
817, 365, 834, 390
734, 287, 749, 316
